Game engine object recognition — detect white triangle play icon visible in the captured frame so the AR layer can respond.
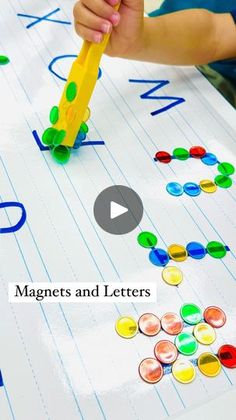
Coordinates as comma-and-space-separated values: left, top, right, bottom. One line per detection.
110, 201, 128, 220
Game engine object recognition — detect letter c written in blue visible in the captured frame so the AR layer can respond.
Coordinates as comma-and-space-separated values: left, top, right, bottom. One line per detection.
48, 55, 102, 82
0, 202, 27, 234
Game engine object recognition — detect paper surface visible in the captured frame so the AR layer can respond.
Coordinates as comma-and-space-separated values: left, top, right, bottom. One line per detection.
1, 1, 236, 419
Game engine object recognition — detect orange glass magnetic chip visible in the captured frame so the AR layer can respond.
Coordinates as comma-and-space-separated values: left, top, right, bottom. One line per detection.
138, 313, 161, 337
198, 353, 222, 377
139, 358, 164, 384
168, 244, 188, 262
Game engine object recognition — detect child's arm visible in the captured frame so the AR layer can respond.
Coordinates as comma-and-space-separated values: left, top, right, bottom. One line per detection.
141, 10, 236, 65
73, 0, 236, 65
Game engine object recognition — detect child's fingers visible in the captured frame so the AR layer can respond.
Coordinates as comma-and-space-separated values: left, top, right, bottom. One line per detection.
75, 0, 120, 24
75, 22, 103, 43
74, 2, 112, 34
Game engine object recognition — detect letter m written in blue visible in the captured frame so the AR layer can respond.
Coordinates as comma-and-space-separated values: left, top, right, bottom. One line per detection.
129, 79, 185, 116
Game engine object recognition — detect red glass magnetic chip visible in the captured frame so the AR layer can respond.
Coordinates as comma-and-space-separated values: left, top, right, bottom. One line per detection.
204, 306, 226, 328
189, 146, 206, 159
155, 151, 172, 164
154, 340, 178, 364
218, 345, 236, 368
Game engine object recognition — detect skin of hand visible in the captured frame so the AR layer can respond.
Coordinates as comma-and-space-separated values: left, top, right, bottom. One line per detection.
73, 0, 236, 65
73, 0, 144, 58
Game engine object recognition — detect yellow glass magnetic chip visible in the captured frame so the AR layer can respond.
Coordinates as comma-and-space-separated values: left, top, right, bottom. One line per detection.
199, 180, 217, 193
198, 353, 222, 377
83, 107, 91, 122
162, 266, 183, 286
168, 244, 188, 262
172, 359, 196, 384
115, 316, 138, 339
193, 323, 216, 345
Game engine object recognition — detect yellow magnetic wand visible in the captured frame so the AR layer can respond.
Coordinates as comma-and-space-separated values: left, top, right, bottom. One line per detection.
42, 4, 120, 164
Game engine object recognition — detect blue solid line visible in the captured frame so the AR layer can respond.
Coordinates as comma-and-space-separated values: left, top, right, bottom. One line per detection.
26, 19, 71, 29
18, 8, 60, 19
81, 141, 105, 146
153, 387, 170, 417
4, 387, 16, 420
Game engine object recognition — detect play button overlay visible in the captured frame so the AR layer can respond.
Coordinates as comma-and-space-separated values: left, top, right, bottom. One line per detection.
110, 201, 128, 219
94, 185, 143, 235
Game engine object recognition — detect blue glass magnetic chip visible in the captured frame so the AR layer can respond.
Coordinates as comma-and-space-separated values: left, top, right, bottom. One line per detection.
201, 153, 218, 166
149, 248, 170, 267
73, 131, 87, 149
183, 182, 201, 197
166, 182, 184, 197
186, 242, 206, 259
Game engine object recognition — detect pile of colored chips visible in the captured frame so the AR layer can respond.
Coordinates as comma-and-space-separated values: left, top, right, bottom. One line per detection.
115, 304, 235, 384
42, 80, 91, 163
154, 146, 235, 196
137, 232, 229, 268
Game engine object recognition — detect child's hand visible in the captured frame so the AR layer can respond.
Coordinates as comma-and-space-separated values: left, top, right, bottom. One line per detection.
73, 0, 144, 58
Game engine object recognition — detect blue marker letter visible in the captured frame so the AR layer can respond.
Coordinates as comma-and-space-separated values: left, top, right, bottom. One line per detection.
17, 8, 71, 29
0, 202, 27, 234
129, 79, 185, 116
48, 55, 102, 82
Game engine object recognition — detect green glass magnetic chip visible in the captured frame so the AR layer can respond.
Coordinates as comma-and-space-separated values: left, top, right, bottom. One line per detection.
206, 241, 226, 259
214, 175, 232, 189
42, 127, 58, 145
80, 122, 89, 134
49, 106, 59, 125
52, 145, 71, 164
0, 55, 10, 65
217, 162, 235, 176
175, 332, 198, 356
137, 232, 158, 248
173, 148, 190, 160
66, 82, 77, 102
53, 129, 66, 146
180, 303, 202, 325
